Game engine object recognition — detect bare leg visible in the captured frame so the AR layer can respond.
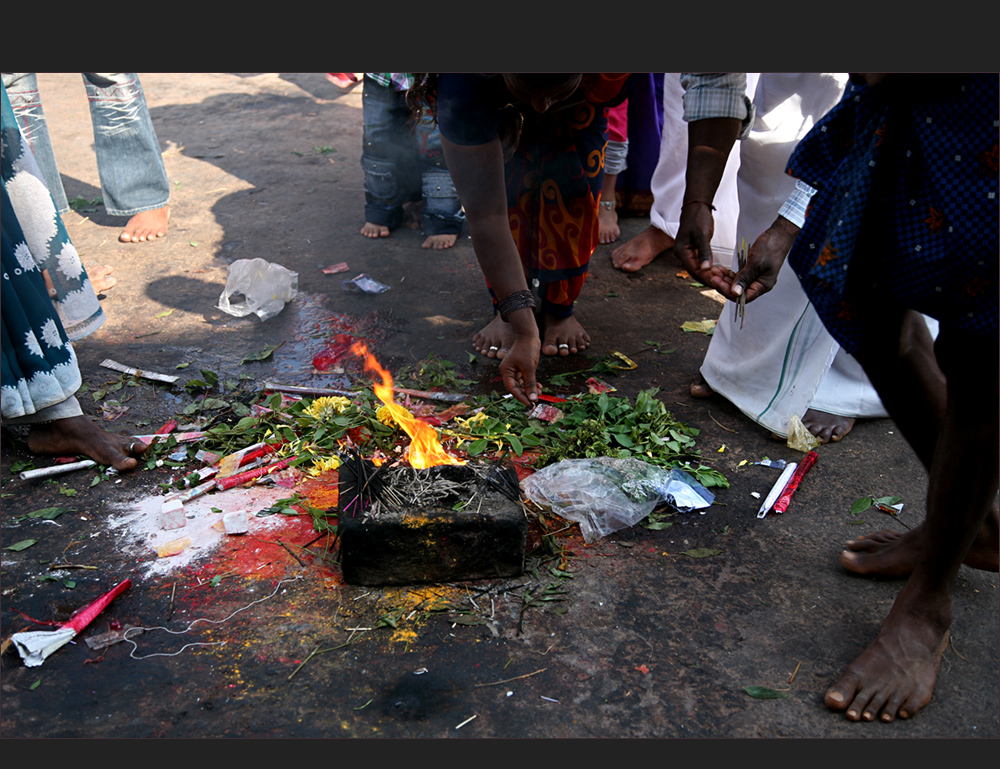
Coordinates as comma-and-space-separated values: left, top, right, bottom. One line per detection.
89, 265, 116, 294
598, 174, 620, 244
611, 224, 674, 272
824, 317, 999, 721
691, 373, 857, 444
473, 315, 515, 359
27, 415, 148, 472
540, 312, 590, 357
422, 233, 458, 250
361, 222, 390, 238
119, 206, 168, 243
801, 409, 855, 443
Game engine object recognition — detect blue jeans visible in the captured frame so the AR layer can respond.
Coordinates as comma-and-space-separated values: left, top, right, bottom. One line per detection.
1, 73, 170, 216
361, 77, 464, 235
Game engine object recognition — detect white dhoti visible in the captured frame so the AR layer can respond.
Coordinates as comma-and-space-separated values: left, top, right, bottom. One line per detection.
653, 73, 935, 436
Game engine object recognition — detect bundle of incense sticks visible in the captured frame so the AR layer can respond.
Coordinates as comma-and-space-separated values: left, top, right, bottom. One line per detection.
734, 237, 748, 329
215, 457, 297, 490
100, 358, 179, 384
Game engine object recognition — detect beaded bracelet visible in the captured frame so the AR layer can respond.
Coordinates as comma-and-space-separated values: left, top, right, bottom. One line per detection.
682, 200, 717, 212
498, 289, 537, 322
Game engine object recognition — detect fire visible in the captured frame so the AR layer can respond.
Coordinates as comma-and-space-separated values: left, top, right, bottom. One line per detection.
350, 341, 465, 469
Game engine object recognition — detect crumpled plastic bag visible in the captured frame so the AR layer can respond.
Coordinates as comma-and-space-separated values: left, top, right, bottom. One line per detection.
218, 258, 298, 321
521, 457, 715, 543
786, 414, 821, 452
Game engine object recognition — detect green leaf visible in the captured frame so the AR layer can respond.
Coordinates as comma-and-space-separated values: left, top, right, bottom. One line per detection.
645, 521, 673, 530
59, 487, 78, 497
29, 678, 42, 690
241, 344, 280, 364
467, 439, 489, 456
155, 309, 174, 318
175, 362, 190, 369
850, 496, 874, 515
26, 506, 71, 520
6, 539, 37, 551
508, 434, 524, 456
744, 686, 789, 699
63, 579, 76, 589
681, 548, 722, 558
210, 575, 222, 587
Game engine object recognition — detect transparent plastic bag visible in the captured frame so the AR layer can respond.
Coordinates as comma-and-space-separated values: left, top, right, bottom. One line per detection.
218, 258, 298, 321
522, 457, 715, 543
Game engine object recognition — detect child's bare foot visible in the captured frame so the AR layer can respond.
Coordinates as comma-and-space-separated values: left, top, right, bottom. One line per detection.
361, 221, 390, 238
611, 225, 674, 272
598, 205, 619, 244
27, 415, 148, 472
473, 315, 515, 359
824, 582, 949, 722
119, 206, 168, 243
690, 371, 714, 399
422, 233, 457, 250
840, 506, 1000, 577
89, 265, 116, 294
540, 313, 590, 356
803, 408, 856, 443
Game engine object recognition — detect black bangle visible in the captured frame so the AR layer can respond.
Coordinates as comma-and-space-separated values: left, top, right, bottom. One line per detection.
498, 289, 536, 322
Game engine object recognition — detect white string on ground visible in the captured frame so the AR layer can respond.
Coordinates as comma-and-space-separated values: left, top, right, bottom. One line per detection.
121, 575, 303, 660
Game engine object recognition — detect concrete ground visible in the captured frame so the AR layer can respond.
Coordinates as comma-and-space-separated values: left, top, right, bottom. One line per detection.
1, 73, 996, 739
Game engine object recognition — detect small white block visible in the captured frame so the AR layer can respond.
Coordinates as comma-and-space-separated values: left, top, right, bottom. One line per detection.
160, 498, 186, 530
223, 511, 249, 535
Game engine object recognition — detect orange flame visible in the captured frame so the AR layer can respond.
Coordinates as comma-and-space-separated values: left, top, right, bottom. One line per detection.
350, 341, 465, 469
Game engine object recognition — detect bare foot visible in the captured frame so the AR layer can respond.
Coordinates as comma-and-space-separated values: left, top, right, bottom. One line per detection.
27, 415, 148, 472
89, 265, 116, 294
690, 371, 714, 399
803, 408, 856, 443
540, 313, 590, 356
598, 205, 619, 244
824, 583, 950, 722
611, 225, 674, 272
422, 233, 457, 250
473, 314, 515, 359
841, 506, 1000, 576
361, 221, 390, 238
119, 206, 168, 243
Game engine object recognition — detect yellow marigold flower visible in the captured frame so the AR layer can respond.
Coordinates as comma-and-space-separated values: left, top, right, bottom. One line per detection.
303, 396, 353, 421
308, 455, 342, 477
375, 404, 398, 428
454, 411, 489, 431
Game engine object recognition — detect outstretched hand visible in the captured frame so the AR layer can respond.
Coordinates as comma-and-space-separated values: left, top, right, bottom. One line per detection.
707, 216, 801, 303
674, 201, 718, 280
499, 335, 541, 406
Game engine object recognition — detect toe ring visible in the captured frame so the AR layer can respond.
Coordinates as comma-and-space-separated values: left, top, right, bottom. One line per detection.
558, 343, 570, 349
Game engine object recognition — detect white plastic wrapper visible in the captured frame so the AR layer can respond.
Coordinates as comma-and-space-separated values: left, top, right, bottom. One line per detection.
218, 258, 298, 321
522, 457, 715, 543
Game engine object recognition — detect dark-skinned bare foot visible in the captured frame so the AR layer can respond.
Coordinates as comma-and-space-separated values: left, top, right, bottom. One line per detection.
540, 313, 590, 357
473, 314, 515, 359
119, 206, 168, 243
27, 415, 148, 472
824, 582, 950, 722
422, 233, 457, 250
841, 505, 1000, 576
403, 200, 422, 230
89, 265, 116, 294
803, 408, 856, 443
361, 221, 390, 239
611, 225, 674, 272
690, 371, 714, 399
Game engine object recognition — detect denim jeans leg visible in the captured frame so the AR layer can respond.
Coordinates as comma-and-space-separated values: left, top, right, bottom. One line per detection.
2, 72, 70, 213
83, 73, 170, 217
414, 109, 464, 235
361, 78, 420, 229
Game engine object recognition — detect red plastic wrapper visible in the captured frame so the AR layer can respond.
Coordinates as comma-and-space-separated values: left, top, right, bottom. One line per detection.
773, 451, 818, 514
